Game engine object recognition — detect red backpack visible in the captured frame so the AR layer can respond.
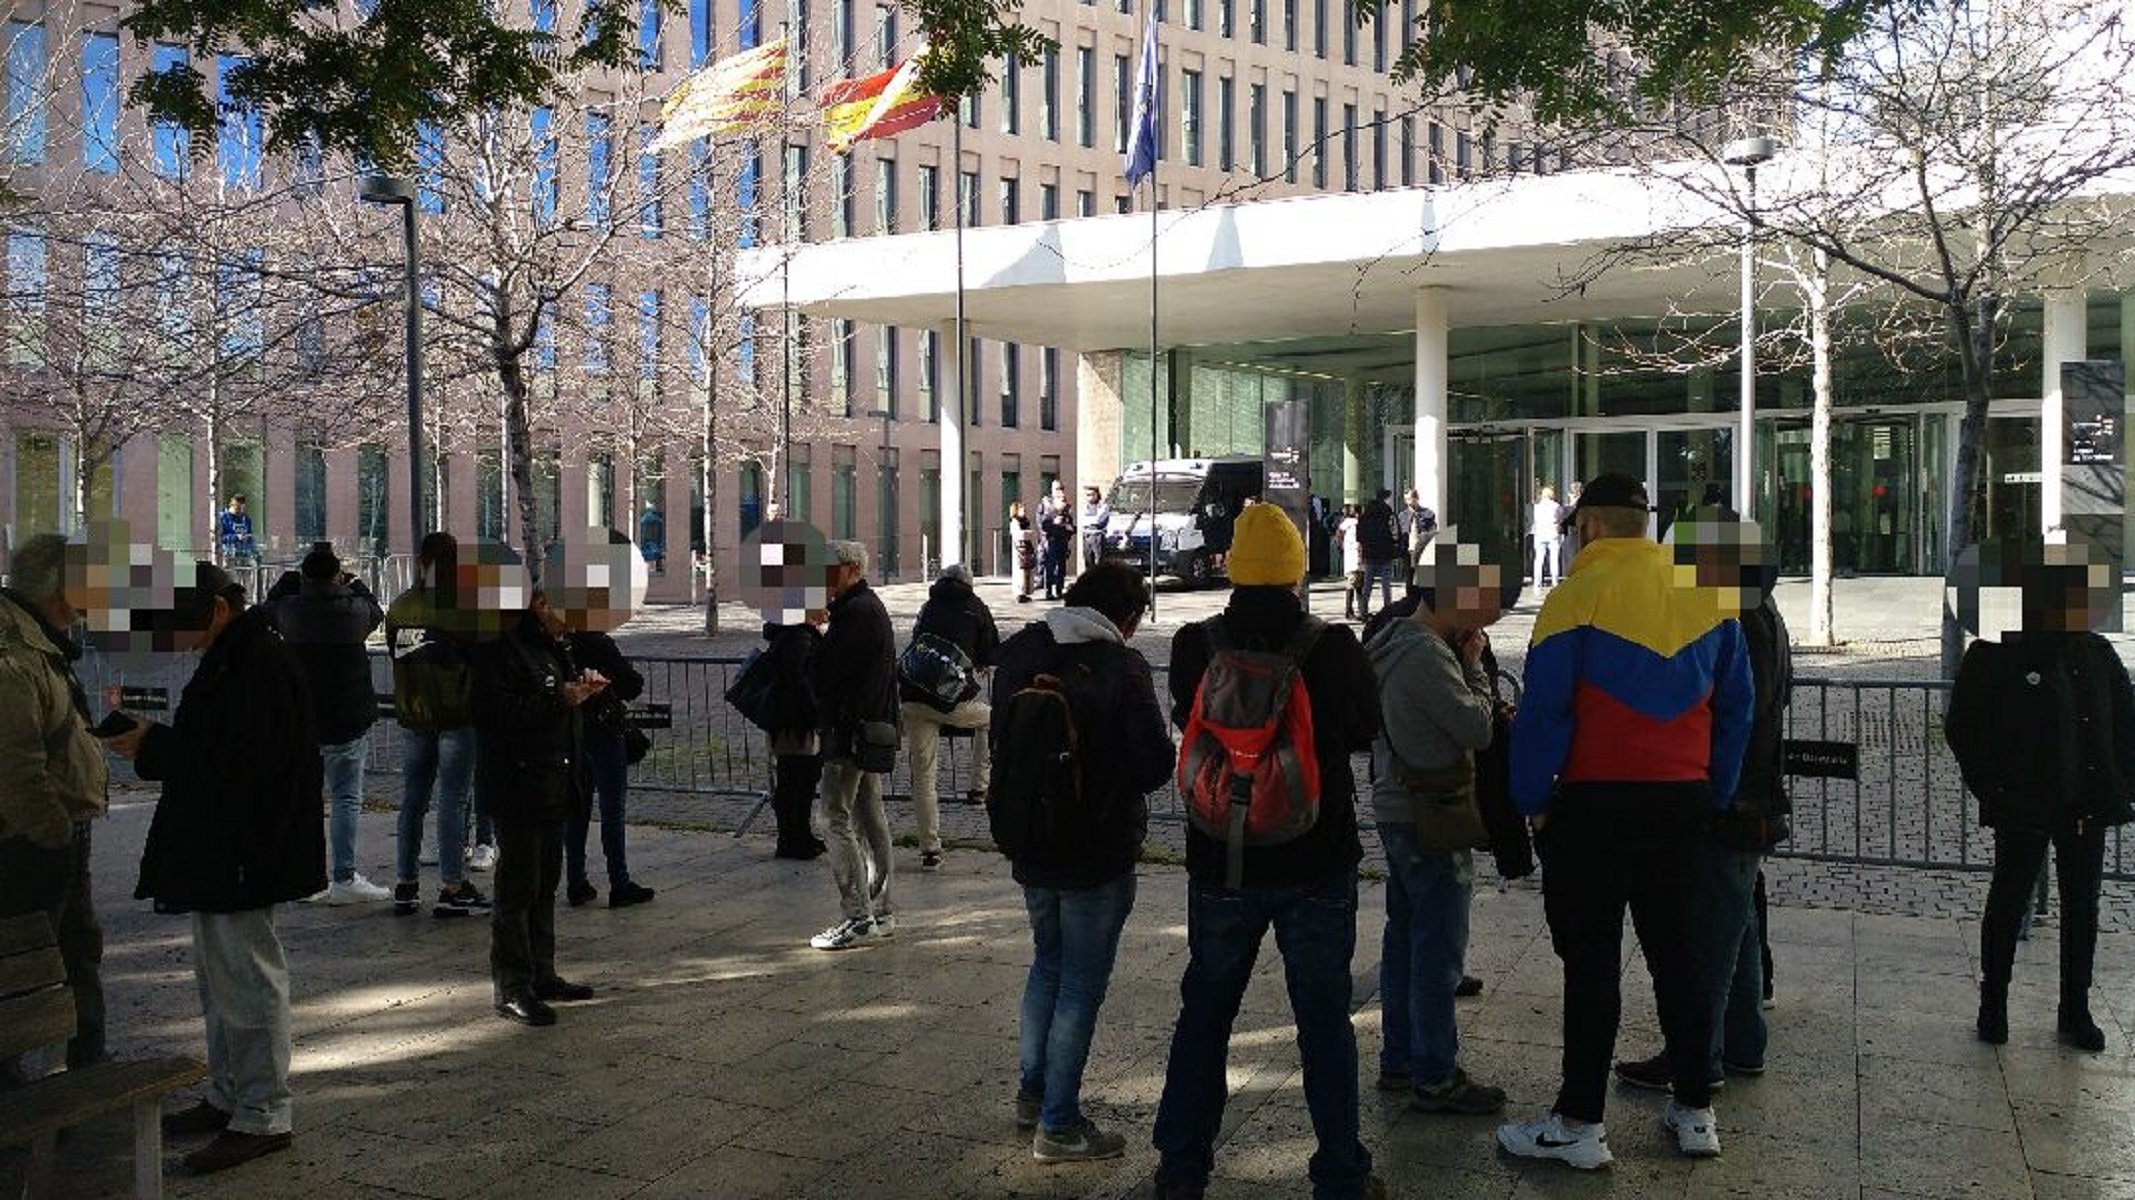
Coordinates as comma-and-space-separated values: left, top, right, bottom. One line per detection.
1178, 614, 1327, 887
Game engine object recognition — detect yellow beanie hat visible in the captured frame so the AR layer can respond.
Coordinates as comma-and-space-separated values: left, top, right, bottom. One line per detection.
1226, 502, 1306, 587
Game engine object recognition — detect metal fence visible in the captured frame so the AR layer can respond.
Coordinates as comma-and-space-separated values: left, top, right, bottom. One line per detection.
87, 649, 2135, 881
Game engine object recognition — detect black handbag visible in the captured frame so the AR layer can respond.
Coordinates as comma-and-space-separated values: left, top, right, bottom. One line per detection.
623, 725, 653, 766
724, 648, 782, 731
856, 719, 900, 774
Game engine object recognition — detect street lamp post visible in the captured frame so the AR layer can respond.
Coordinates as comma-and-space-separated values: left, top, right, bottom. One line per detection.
360, 175, 426, 560
867, 407, 893, 578
1723, 136, 1777, 519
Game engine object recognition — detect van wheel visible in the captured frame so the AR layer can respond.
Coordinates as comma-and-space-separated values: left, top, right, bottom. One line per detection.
1183, 551, 1212, 589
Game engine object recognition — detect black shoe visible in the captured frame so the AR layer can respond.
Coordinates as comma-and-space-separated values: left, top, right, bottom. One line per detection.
2059, 1007, 2107, 1052
534, 977, 596, 1002
496, 994, 557, 1026
1455, 974, 1484, 998
775, 843, 824, 860
182, 1129, 292, 1174
1978, 988, 2010, 1045
1613, 1053, 1723, 1093
567, 881, 599, 907
162, 1099, 230, 1138
434, 881, 492, 918
392, 880, 421, 916
1151, 1179, 1206, 1200
608, 881, 655, 908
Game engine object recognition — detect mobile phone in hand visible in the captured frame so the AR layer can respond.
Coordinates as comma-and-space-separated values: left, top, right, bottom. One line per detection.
92, 711, 140, 739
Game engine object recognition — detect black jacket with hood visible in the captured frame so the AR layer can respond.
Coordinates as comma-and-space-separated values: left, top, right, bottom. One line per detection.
134, 606, 327, 912
992, 607, 1174, 890
473, 610, 589, 822
1946, 629, 2135, 833
901, 573, 1002, 706
1168, 585, 1382, 888
268, 572, 384, 745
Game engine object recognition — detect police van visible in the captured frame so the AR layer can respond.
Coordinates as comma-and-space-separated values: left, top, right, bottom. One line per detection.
1098, 457, 1264, 587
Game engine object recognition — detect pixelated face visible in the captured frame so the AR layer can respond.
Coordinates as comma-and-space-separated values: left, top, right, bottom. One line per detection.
1947, 538, 2119, 639
1413, 530, 1509, 628
65, 521, 207, 653
1664, 519, 1775, 617
542, 529, 650, 633
737, 519, 835, 625
433, 540, 535, 639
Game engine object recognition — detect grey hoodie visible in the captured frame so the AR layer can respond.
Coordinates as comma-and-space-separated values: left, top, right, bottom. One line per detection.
1046, 605, 1124, 647
1365, 613, 1495, 827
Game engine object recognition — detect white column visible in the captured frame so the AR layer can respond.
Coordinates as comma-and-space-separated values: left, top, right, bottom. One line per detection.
2041, 287, 2087, 535
938, 321, 966, 568
1413, 288, 1449, 520
1342, 376, 1368, 503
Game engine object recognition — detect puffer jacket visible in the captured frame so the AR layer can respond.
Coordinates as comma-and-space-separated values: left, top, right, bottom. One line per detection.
473, 610, 589, 823
134, 607, 326, 912
269, 574, 384, 745
1946, 630, 2135, 832
0, 590, 107, 848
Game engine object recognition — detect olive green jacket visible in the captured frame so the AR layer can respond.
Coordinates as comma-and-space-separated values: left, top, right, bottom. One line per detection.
0, 592, 107, 847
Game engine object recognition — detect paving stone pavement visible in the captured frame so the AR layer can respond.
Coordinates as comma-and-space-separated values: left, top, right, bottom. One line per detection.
12, 798, 2135, 1199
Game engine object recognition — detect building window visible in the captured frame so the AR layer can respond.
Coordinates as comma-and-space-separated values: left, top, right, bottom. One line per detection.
959, 169, 978, 227
1342, 102, 1357, 191
292, 443, 328, 543
965, 338, 982, 426
960, 92, 979, 129
1076, 189, 1095, 216
218, 56, 266, 189
688, 138, 711, 240
1040, 181, 1058, 219
1282, 90, 1297, 183
1428, 120, 1444, 183
1220, 0, 1234, 37
586, 111, 613, 227
638, 290, 660, 381
1217, 76, 1234, 171
1001, 53, 1020, 135
788, 445, 813, 524
1281, 0, 1295, 48
1181, 70, 1202, 167
151, 45, 189, 176
1040, 348, 1059, 430
690, 0, 712, 66
876, 325, 897, 416
532, 0, 558, 33
1076, 47, 1096, 148
831, 318, 854, 414
1249, 83, 1266, 176
740, 0, 760, 48
81, 33, 119, 174
4, 21, 45, 166
357, 444, 391, 556
1373, 5, 1388, 71
1313, 0, 1326, 57
831, 155, 852, 237
584, 284, 612, 374
1371, 107, 1385, 189
918, 164, 938, 231
1113, 53, 1131, 153
1400, 115, 1414, 186
1041, 45, 1058, 141
7, 228, 47, 366
874, 158, 897, 233
999, 342, 1020, 427
687, 292, 710, 381
639, 0, 663, 67
1312, 97, 1328, 188
736, 312, 756, 384
998, 176, 1019, 223
834, 0, 853, 66
832, 446, 857, 540
1250, 0, 1265, 44
477, 449, 504, 539
875, 2, 897, 66
1343, 3, 1357, 65
783, 144, 809, 240
531, 106, 557, 225
638, 129, 662, 237
1455, 128, 1472, 177
739, 143, 761, 246
919, 328, 938, 421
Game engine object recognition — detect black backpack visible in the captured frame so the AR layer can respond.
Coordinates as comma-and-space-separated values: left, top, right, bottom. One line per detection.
899, 632, 979, 712
724, 648, 783, 731
988, 646, 1101, 863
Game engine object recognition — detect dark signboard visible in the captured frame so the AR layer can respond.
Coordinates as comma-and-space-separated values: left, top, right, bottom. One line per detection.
2065, 360, 2123, 467
1263, 400, 1313, 605
117, 686, 170, 713
626, 702, 674, 730
1783, 739, 1859, 781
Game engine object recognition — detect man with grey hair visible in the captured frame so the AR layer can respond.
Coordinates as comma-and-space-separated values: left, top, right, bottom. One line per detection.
809, 540, 900, 950
0, 534, 108, 1081
898, 562, 1000, 872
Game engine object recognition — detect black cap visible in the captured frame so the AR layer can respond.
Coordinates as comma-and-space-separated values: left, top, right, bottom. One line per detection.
1562, 473, 1651, 532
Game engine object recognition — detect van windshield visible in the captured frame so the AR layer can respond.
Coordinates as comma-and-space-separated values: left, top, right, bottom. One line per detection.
1108, 478, 1205, 512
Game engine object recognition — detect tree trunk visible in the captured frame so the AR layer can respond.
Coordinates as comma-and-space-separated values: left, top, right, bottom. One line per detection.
699, 306, 721, 636
1941, 291, 1999, 679
1807, 252, 1836, 647
203, 393, 222, 565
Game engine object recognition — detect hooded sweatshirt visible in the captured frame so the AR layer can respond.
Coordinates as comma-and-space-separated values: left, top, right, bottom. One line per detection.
1365, 613, 1497, 828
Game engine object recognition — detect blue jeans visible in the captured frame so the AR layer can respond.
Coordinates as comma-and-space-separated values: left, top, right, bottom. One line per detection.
1019, 872, 1138, 1133
1360, 561, 1398, 613
1153, 872, 1372, 1200
398, 727, 473, 886
320, 734, 370, 883
1696, 847, 1767, 1077
1377, 825, 1472, 1089
568, 732, 631, 889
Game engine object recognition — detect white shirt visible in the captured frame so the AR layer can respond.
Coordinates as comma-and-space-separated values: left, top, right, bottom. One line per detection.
1532, 499, 1564, 541
1338, 517, 1362, 575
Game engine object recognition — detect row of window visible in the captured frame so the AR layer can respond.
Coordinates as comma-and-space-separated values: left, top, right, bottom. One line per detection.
822, 321, 1063, 430
1084, 0, 1416, 67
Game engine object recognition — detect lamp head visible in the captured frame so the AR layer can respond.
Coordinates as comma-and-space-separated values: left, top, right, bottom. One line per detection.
360, 174, 416, 205
1723, 136, 1778, 168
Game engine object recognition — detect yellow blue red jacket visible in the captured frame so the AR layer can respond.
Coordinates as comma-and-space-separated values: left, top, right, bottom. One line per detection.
1509, 536, 1753, 815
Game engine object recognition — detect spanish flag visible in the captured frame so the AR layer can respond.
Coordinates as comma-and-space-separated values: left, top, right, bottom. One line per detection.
822, 51, 944, 154
653, 39, 789, 150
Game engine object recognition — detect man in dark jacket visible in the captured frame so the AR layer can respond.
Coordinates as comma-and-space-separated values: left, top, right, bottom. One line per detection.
476, 585, 608, 1026
992, 562, 1172, 1163
900, 563, 1001, 872
103, 564, 322, 1175
564, 627, 653, 908
1152, 504, 1386, 1200
1615, 530, 1791, 1093
807, 541, 899, 951
1357, 490, 1401, 619
269, 545, 388, 906
763, 621, 828, 859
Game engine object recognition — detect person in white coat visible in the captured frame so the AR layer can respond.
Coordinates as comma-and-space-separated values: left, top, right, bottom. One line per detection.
1530, 486, 1565, 592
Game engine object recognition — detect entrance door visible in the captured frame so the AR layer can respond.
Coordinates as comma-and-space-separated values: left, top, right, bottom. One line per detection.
1982, 415, 2043, 547
1447, 430, 1527, 554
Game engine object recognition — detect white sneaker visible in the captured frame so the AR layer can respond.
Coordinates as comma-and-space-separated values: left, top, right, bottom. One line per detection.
320, 873, 392, 905
1663, 1100, 1721, 1158
1496, 1111, 1614, 1171
810, 917, 873, 951
468, 844, 498, 873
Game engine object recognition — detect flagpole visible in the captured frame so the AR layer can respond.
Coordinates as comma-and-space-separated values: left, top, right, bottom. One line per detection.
1145, 15, 1160, 623
950, 110, 968, 572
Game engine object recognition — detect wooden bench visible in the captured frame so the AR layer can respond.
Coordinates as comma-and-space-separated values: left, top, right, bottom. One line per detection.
0, 912, 204, 1199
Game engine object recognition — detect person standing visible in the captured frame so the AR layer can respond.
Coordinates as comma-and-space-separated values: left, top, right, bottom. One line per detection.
1615, 530, 1792, 1093
1530, 486, 1564, 592
386, 533, 490, 919
106, 564, 321, 1175
0, 534, 109, 1080
1078, 485, 1112, 578
564, 625, 654, 909
216, 495, 256, 565
269, 546, 390, 907
808, 542, 901, 951
763, 619, 829, 859
1496, 473, 1753, 1169
1009, 500, 1038, 604
476, 583, 607, 1026
1356, 490, 1401, 620
993, 563, 1173, 1163
1039, 480, 1074, 601
1152, 504, 1387, 1200
1338, 505, 1363, 621
900, 564, 1000, 873
638, 502, 667, 576
1946, 545, 2135, 1052
1366, 546, 1510, 1117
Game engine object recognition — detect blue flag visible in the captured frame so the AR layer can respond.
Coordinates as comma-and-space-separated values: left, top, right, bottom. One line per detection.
1123, 17, 1159, 188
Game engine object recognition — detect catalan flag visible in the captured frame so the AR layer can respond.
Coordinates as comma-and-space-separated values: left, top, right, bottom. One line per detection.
653, 38, 789, 151
822, 51, 944, 155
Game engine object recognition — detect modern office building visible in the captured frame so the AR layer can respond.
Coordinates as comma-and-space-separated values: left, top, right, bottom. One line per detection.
1, 0, 1528, 594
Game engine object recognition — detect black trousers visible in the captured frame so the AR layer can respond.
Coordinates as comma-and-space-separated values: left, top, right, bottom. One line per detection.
1982, 823, 2106, 1007
773, 753, 823, 850
490, 813, 564, 1003
0, 825, 103, 1072
1539, 785, 1713, 1123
